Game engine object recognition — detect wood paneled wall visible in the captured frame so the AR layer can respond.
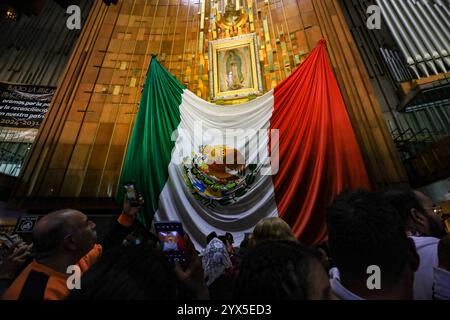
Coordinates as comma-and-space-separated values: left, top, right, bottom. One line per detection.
10, 0, 407, 210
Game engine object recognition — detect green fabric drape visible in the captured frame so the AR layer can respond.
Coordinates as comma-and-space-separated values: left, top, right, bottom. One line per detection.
117, 58, 185, 227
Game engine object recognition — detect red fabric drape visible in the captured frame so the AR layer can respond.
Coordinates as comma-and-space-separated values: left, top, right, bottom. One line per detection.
271, 39, 371, 245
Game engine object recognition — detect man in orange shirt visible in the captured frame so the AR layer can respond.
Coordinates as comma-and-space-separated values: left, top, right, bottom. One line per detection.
2, 196, 143, 300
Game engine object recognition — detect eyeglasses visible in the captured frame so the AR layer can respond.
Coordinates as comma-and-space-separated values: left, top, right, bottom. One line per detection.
432, 206, 444, 219
433, 206, 450, 226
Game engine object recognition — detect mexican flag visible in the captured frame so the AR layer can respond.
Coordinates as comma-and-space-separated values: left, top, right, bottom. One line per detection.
117, 40, 370, 248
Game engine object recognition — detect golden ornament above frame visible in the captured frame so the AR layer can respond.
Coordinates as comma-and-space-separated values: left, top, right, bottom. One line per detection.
215, 3, 249, 30
209, 33, 263, 102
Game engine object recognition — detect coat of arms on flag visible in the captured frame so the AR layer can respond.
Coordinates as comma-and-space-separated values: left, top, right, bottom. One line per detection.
182, 145, 258, 206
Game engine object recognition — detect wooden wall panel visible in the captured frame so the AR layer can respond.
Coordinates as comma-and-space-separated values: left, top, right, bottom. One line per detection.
10, 0, 407, 210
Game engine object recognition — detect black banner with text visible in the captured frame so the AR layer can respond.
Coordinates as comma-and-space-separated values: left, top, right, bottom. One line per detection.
0, 82, 56, 128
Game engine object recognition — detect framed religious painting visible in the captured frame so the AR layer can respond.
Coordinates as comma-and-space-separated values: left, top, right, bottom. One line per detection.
209, 33, 263, 101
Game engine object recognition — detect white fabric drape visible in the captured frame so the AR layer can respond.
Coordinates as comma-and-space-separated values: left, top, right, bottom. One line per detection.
155, 89, 278, 249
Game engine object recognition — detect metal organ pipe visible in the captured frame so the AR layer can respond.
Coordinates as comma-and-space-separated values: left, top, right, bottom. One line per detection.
382, 0, 423, 62
381, 48, 401, 81
434, 1, 450, 30
384, 0, 430, 76
415, 1, 450, 67
394, 51, 415, 80
405, 0, 448, 73
376, 0, 421, 78
378, 0, 450, 78
391, 0, 438, 75
423, 0, 450, 43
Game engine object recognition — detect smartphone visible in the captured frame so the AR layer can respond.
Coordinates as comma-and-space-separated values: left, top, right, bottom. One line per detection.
123, 182, 138, 206
154, 221, 187, 267
12, 216, 39, 243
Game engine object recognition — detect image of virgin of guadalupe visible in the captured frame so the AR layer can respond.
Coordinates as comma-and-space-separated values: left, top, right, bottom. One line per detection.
225, 50, 244, 90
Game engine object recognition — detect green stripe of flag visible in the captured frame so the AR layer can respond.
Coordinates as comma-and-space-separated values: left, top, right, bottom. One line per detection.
117, 58, 185, 227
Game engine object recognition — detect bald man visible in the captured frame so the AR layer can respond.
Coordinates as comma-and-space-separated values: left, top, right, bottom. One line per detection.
2, 197, 142, 300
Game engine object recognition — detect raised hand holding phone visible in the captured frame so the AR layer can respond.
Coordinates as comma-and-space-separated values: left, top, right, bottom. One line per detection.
174, 234, 209, 300
122, 182, 144, 218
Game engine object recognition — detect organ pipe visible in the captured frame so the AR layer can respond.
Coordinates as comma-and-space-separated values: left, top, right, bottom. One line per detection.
377, 0, 450, 78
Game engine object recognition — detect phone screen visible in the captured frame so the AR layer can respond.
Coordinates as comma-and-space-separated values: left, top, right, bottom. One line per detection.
123, 182, 137, 201
154, 221, 187, 266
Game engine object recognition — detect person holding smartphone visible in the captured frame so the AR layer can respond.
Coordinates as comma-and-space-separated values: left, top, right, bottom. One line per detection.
154, 221, 209, 299
2, 188, 144, 300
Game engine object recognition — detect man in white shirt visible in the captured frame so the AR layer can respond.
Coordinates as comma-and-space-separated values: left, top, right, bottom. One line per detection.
326, 189, 419, 300
380, 188, 447, 299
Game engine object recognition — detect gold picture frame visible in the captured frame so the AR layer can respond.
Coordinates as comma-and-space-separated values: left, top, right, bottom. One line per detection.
209, 33, 263, 101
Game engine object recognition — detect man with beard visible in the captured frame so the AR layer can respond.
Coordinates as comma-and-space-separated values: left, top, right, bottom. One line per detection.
380, 188, 447, 299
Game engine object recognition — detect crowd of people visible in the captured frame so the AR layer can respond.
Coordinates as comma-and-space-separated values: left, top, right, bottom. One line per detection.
0, 187, 449, 300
